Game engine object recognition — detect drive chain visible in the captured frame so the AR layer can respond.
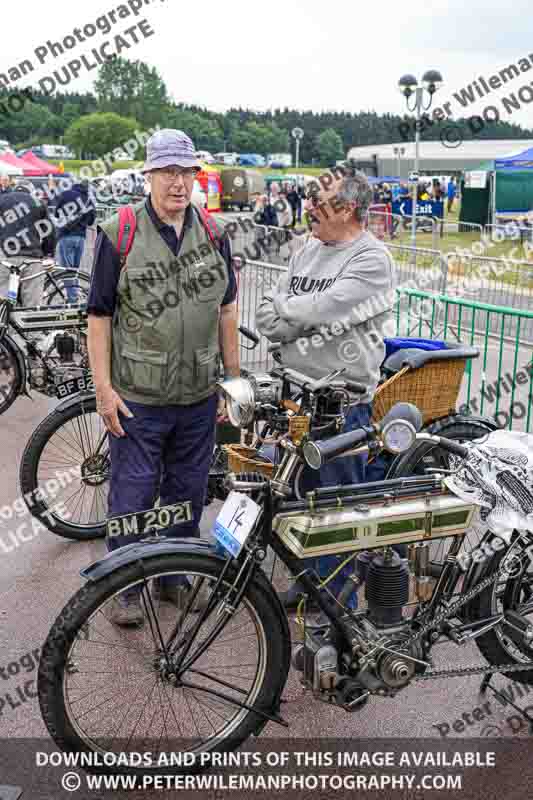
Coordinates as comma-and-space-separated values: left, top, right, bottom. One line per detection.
401, 551, 533, 681
416, 660, 533, 681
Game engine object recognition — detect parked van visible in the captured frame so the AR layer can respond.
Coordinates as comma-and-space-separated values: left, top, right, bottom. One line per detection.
267, 153, 292, 168
38, 144, 75, 159
214, 152, 239, 166
221, 169, 266, 211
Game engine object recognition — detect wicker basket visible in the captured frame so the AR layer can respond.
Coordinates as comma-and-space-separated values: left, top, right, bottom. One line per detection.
223, 444, 276, 477
371, 358, 467, 425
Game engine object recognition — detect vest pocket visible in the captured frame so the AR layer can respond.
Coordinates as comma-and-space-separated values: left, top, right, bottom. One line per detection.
194, 347, 220, 392
120, 348, 168, 395
190, 258, 226, 304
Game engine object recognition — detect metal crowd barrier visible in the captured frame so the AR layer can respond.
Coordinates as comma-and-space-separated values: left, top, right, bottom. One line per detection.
396, 289, 533, 432
485, 222, 533, 243
238, 260, 533, 433
229, 220, 310, 268
443, 252, 533, 339
95, 205, 121, 222
365, 210, 413, 242
237, 260, 287, 373
239, 262, 533, 432
387, 244, 447, 294
439, 220, 483, 237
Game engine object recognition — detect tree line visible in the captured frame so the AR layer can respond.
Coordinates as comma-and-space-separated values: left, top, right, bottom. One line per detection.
1, 57, 532, 164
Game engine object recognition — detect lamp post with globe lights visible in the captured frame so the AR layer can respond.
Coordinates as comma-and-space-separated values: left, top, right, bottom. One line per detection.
398, 70, 443, 248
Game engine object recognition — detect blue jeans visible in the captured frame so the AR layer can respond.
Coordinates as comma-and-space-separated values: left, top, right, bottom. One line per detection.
107, 395, 217, 594
55, 235, 85, 302
296, 403, 373, 609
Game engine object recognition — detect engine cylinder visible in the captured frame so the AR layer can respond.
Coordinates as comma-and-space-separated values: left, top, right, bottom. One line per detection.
55, 333, 75, 362
365, 550, 410, 627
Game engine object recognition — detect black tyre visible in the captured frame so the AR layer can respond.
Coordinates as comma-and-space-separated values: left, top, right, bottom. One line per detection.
386, 416, 495, 577
44, 270, 91, 306
0, 336, 23, 415
20, 395, 109, 540
470, 537, 533, 684
38, 553, 289, 775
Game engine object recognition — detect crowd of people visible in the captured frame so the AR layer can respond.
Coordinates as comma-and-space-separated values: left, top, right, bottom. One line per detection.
371, 176, 457, 207
0, 173, 96, 302
252, 180, 306, 230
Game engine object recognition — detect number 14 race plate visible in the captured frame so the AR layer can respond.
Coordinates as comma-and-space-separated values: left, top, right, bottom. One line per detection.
107, 501, 193, 538
214, 491, 261, 558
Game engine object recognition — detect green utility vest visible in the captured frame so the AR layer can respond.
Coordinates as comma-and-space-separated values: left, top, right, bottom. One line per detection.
101, 202, 230, 406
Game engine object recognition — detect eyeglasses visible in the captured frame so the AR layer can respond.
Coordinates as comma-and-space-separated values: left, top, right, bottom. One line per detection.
155, 167, 199, 182
308, 193, 348, 210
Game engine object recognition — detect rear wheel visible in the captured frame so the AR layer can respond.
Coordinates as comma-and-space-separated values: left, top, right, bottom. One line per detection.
386, 416, 496, 577
44, 270, 91, 306
0, 336, 23, 415
38, 553, 288, 774
472, 537, 533, 684
20, 395, 109, 540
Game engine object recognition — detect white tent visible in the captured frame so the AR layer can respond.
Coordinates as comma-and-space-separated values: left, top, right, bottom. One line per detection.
0, 157, 22, 176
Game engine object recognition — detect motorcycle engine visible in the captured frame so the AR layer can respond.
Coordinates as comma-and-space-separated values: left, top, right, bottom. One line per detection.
28, 330, 89, 393
291, 547, 430, 702
54, 332, 76, 362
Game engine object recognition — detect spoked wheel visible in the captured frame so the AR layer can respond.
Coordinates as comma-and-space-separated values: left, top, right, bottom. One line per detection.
38, 553, 288, 775
0, 336, 23, 415
44, 270, 91, 306
472, 536, 533, 684
386, 416, 495, 577
20, 395, 109, 540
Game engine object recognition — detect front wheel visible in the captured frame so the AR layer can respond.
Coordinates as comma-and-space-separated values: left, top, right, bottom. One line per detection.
20, 395, 109, 540
38, 552, 289, 775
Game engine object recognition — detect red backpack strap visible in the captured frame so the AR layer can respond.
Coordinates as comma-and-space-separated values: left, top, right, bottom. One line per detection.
195, 205, 222, 249
117, 205, 137, 269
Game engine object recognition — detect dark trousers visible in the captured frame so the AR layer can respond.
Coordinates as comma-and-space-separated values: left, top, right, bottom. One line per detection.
107, 394, 217, 557
297, 403, 373, 608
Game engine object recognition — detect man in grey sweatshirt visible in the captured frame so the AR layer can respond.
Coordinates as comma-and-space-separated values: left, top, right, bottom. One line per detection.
257, 165, 397, 610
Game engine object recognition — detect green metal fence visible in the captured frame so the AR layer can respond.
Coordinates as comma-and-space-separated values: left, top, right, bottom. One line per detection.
395, 288, 533, 432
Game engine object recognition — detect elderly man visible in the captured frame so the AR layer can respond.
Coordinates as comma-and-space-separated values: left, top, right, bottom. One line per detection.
257, 164, 397, 610
87, 130, 239, 626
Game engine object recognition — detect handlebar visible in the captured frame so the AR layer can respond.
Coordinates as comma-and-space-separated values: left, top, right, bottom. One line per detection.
303, 402, 423, 469
0, 258, 56, 272
270, 365, 366, 396
418, 433, 470, 459
238, 325, 260, 346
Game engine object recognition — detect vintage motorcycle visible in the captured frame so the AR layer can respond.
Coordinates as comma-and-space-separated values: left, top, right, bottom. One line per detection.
0, 258, 90, 416
37, 391, 533, 776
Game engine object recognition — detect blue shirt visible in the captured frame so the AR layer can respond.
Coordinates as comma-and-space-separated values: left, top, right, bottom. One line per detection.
87, 198, 237, 316
447, 182, 456, 199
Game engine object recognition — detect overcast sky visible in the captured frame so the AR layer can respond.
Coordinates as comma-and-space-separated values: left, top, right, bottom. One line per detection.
3, 0, 533, 131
